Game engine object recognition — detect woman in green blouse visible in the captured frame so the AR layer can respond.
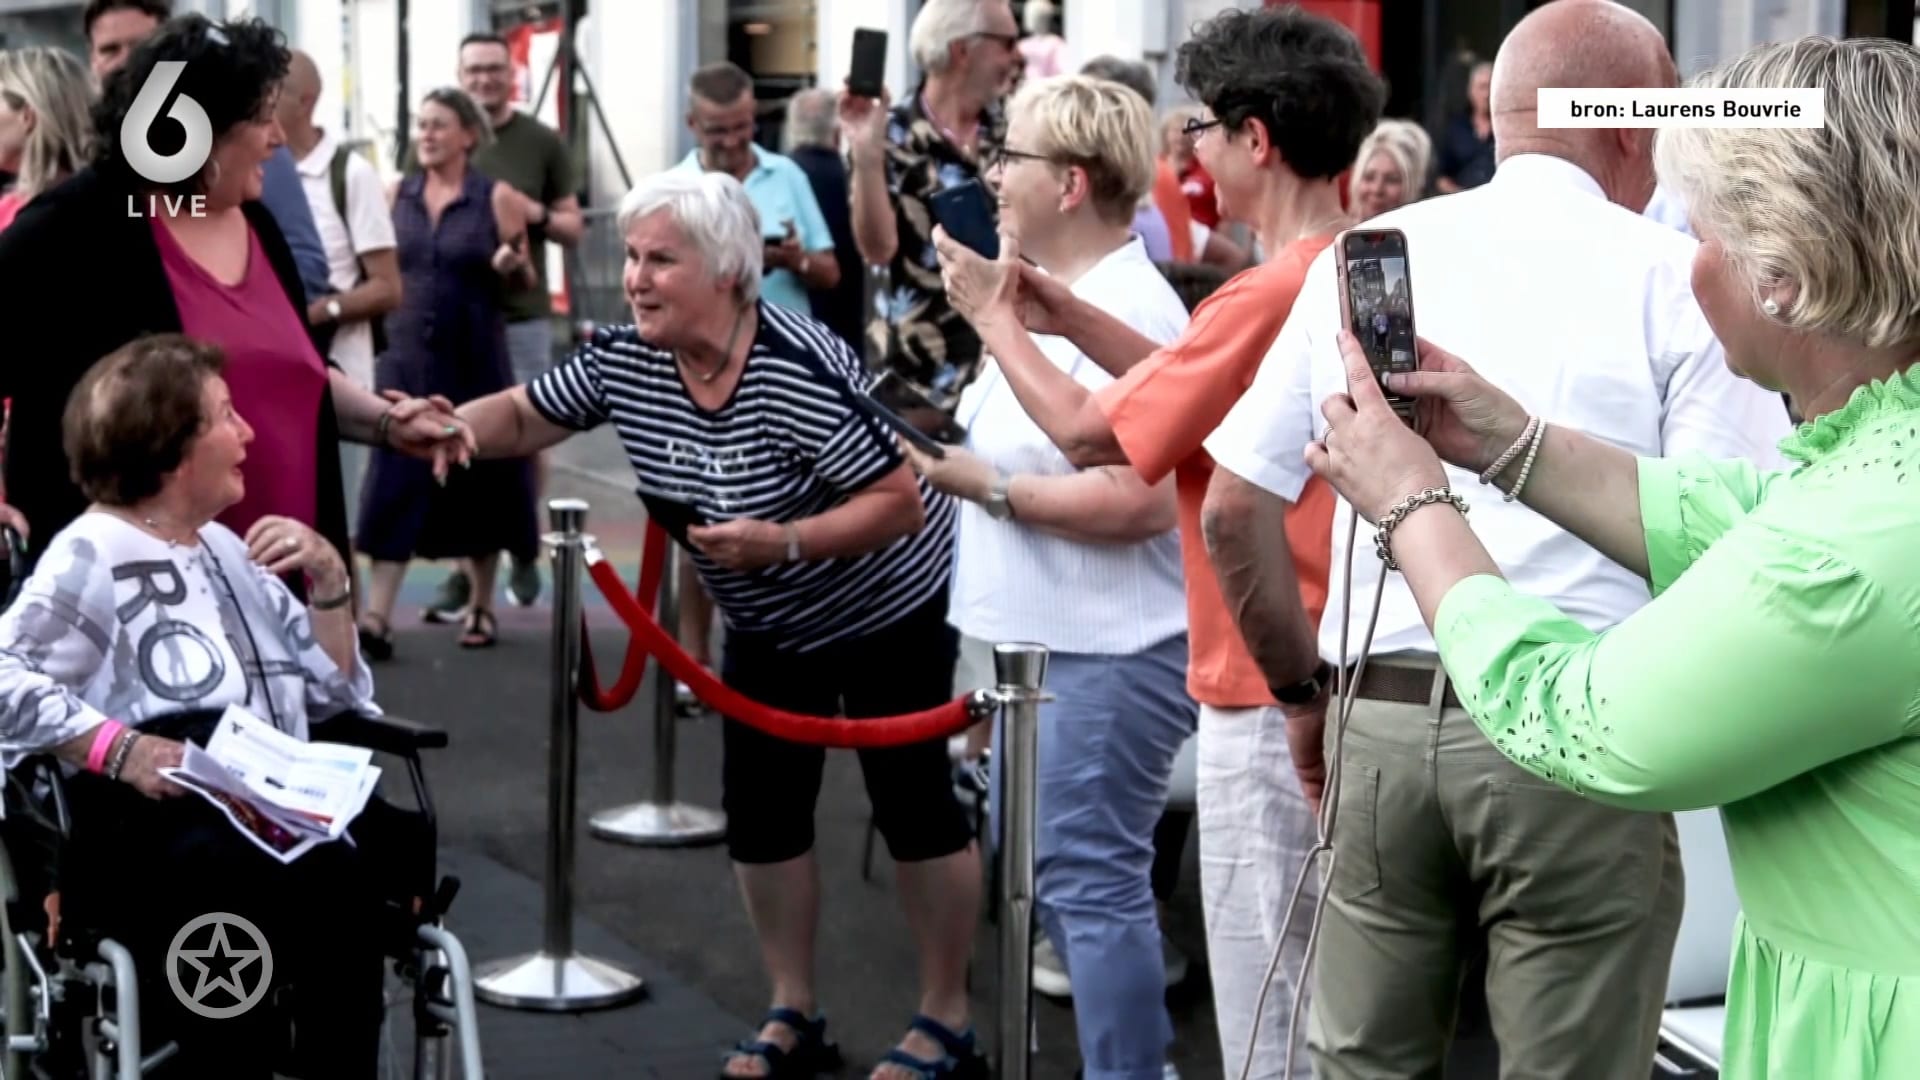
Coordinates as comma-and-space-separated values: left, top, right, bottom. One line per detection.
1305, 36, 1918, 1080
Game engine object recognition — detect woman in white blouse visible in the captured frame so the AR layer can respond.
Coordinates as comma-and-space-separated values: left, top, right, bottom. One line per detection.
907, 74, 1196, 1080
0, 334, 412, 1079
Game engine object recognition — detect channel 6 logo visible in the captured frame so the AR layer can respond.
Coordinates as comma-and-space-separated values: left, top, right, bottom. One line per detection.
120, 62, 213, 184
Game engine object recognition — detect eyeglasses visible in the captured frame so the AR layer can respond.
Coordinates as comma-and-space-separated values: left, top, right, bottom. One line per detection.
988, 146, 1054, 169
1181, 115, 1227, 138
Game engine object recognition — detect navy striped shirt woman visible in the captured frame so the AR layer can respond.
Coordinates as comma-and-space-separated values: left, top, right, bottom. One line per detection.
528, 302, 955, 652
448, 169, 982, 1077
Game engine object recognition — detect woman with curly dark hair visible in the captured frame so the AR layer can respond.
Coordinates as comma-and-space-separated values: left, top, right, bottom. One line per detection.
0, 14, 466, 585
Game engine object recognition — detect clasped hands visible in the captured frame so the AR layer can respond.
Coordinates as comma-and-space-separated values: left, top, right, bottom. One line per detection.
1307, 330, 1530, 523
378, 390, 478, 482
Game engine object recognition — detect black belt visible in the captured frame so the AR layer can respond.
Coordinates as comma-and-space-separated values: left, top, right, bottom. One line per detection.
1342, 660, 1461, 710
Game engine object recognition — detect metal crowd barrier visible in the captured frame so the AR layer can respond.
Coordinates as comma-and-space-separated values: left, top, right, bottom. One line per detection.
473, 499, 647, 1011
475, 498, 1051, 1080
589, 542, 727, 846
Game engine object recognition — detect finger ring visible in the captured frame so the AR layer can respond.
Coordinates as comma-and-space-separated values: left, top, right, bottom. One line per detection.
283, 537, 298, 550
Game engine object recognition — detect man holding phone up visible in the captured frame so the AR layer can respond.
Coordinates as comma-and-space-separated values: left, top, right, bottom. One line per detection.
676, 62, 841, 315
841, 0, 1020, 428
1200, 3, 1792, 1076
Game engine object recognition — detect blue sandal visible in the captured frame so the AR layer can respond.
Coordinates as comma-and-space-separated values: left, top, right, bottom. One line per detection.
720, 1007, 841, 1079
873, 1014, 988, 1079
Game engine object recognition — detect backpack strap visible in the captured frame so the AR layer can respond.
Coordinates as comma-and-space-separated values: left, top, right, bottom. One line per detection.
329, 144, 351, 226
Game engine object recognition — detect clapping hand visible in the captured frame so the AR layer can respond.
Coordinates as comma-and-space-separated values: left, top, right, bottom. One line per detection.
932, 227, 1072, 337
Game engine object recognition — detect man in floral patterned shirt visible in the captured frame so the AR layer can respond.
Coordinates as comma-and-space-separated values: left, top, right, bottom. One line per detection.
844, 0, 1018, 430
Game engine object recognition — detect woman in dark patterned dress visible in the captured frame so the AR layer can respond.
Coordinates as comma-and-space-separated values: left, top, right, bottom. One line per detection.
355, 88, 539, 652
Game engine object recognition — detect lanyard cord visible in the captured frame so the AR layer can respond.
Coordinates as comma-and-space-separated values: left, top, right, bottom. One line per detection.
1238, 503, 1389, 1080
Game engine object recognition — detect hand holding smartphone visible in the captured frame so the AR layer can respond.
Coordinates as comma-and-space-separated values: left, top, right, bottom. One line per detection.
1334, 228, 1420, 424
929, 180, 1000, 260
847, 28, 888, 98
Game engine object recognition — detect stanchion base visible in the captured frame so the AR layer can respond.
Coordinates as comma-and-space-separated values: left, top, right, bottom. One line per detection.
473, 951, 646, 1012
589, 801, 728, 847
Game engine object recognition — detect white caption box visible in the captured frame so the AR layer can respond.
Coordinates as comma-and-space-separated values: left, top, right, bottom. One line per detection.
1538, 88, 1825, 128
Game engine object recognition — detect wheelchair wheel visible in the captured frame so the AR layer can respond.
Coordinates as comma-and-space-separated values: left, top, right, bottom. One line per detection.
0, 840, 31, 1080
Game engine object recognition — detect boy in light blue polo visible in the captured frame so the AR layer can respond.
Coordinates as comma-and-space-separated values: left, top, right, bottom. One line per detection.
676, 62, 841, 316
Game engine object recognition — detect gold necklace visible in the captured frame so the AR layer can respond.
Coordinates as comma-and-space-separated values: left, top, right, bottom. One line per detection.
678, 305, 750, 384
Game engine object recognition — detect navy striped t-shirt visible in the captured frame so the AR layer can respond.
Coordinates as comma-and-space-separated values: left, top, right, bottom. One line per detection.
527, 302, 955, 652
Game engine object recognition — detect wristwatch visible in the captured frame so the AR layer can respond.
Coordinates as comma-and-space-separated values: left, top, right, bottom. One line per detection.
983, 473, 1015, 521
1271, 660, 1333, 706
324, 298, 343, 322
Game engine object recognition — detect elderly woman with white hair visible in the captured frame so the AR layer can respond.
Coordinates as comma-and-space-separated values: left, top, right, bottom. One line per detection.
448, 169, 983, 1080
1305, 36, 1919, 1078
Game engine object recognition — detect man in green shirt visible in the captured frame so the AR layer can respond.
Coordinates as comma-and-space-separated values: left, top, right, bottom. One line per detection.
415, 33, 585, 616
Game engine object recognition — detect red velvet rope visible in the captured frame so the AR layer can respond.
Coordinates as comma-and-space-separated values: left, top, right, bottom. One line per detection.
578, 522, 671, 711
583, 551, 987, 749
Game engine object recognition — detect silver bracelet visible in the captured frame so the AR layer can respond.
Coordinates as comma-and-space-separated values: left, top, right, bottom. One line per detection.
104, 729, 141, 782
1374, 487, 1470, 573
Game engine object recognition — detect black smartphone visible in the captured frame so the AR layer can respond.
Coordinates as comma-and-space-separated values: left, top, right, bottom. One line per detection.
848, 28, 888, 98
639, 493, 709, 548
929, 180, 1000, 260
851, 391, 948, 459
869, 371, 967, 444
1335, 228, 1419, 423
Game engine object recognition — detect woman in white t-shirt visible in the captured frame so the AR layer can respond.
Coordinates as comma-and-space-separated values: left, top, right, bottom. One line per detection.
0, 334, 414, 1078
909, 75, 1197, 1080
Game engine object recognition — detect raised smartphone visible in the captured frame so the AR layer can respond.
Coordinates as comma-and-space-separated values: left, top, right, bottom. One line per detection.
1334, 227, 1420, 422
929, 179, 1000, 260
848, 28, 888, 98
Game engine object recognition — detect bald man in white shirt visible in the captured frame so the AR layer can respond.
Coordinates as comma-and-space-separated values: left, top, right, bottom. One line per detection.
1197, 2, 1793, 1077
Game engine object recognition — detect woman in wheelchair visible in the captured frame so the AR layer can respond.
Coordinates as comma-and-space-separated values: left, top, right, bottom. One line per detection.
0, 335, 424, 1078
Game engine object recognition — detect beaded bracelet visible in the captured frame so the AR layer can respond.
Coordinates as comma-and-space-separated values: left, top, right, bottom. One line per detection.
1504, 419, 1549, 502
1479, 416, 1540, 486
1374, 487, 1470, 572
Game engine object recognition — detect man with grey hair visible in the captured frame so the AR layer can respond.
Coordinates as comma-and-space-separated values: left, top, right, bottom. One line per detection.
783, 88, 865, 350
842, 0, 1019, 428
1200, 2, 1791, 1075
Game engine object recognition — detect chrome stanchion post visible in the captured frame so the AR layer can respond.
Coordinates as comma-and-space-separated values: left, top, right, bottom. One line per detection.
993, 642, 1049, 1080
475, 498, 647, 1011
589, 543, 727, 846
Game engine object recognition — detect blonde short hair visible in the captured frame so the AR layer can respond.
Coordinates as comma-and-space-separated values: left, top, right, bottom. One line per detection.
0, 47, 94, 200
1353, 119, 1431, 196
1655, 37, 1920, 348
1008, 74, 1156, 225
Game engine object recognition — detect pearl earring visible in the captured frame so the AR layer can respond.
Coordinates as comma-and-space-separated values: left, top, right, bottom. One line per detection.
1761, 298, 1780, 316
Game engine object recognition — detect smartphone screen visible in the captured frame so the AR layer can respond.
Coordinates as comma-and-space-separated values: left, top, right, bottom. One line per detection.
848, 28, 888, 98
1337, 229, 1419, 421
929, 180, 1000, 260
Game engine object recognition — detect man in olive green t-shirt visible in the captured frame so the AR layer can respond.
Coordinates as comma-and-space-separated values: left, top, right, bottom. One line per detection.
411, 33, 586, 616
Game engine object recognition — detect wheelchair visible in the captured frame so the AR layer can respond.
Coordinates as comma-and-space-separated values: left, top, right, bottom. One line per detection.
0, 708, 486, 1079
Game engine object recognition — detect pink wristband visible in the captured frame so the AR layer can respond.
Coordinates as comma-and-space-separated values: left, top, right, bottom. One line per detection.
86, 721, 127, 774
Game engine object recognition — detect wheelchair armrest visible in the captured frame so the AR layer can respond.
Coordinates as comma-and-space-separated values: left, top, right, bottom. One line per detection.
310, 712, 449, 755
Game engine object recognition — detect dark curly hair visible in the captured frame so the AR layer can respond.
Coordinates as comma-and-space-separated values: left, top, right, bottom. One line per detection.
1174, 7, 1386, 181
91, 14, 290, 196
64, 334, 227, 507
